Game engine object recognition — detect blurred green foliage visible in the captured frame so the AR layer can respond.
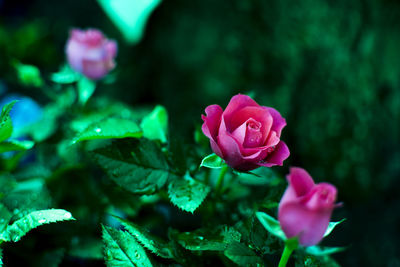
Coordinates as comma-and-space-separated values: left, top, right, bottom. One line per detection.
0, 0, 399, 266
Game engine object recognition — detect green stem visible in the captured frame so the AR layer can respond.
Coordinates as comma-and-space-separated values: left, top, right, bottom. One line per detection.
278, 243, 294, 267
215, 165, 228, 194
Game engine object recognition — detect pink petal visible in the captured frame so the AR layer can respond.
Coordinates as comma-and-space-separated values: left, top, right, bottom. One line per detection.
302, 183, 337, 211
288, 167, 315, 197
227, 106, 273, 144
231, 120, 247, 145
66, 39, 85, 72
201, 104, 223, 140
210, 139, 224, 158
265, 130, 280, 147
105, 40, 118, 59
82, 59, 110, 80
278, 202, 332, 246
264, 107, 286, 137
223, 94, 259, 130
258, 141, 290, 167
217, 117, 245, 169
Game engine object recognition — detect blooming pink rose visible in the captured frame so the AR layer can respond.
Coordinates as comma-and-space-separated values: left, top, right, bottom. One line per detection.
201, 94, 289, 171
66, 28, 117, 80
278, 167, 338, 246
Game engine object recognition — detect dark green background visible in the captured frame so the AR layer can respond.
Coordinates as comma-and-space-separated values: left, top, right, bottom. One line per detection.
1, 0, 399, 266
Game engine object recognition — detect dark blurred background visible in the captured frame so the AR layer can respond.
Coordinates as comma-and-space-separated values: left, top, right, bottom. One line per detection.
1, 0, 399, 266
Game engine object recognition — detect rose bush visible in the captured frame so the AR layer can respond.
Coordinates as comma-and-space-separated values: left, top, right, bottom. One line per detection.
66, 28, 117, 80
201, 94, 289, 171
278, 167, 338, 246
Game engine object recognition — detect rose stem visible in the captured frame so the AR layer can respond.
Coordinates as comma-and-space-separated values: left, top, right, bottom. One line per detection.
215, 165, 228, 195
278, 243, 294, 267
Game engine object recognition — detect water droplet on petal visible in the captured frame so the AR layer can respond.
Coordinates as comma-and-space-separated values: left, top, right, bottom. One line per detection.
38, 219, 46, 223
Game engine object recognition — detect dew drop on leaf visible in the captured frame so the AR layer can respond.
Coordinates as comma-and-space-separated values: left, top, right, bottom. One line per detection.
134, 251, 141, 259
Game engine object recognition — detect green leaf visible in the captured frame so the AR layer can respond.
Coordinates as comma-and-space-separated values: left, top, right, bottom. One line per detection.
97, 0, 162, 44
140, 105, 168, 143
224, 241, 263, 266
0, 209, 75, 242
102, 225, 153, 267
115, 217, 174, 258
0, 101, 17, 142
200, 153, 226, 169
51, 64, 80, 84
168, 173, 210, 213
73, 117, 142, 143
256, 211, 286, 240
2, 178, 52, 213
0, 204, 12, 232
305, 246, 346, 256
0, 140, 34, 153
77, 76, 96, 105
324, 219, 346, 237
236, 167, 281, 186
174, 226, 241, 251
93, 139, 170, 194
14, 62, 43, 87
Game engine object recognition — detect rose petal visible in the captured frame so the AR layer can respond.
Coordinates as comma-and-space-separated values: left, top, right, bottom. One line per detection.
288, 167, 315, 197
302, 183, 337, 210
278, 202, 332, 246
82, 59, 110, 80
217, 117, 245, 169
230, 120, 247, 145
105, 40, 118, 59
66, 39, 85, 72
223, 95, 259, 130
265, 130, 280, 147
227, 106, 273, 144
210, 139, 223, 158
201, 104, 223, 140
258, 141, 290, 167
264, 107, 286, 137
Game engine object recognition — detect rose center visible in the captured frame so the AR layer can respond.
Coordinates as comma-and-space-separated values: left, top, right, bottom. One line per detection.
243, 119, 263, 148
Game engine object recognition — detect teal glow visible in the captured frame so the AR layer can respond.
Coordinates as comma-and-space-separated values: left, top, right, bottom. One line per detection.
98, 0, 162, 44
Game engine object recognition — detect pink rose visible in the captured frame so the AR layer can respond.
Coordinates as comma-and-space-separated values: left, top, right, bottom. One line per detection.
278, 167, 338, 246
66, 28, 117, 80
201, 94, 290, 171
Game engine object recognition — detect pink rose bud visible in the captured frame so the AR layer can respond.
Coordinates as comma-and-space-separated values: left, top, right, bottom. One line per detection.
201, 94, 290, 171
66, 28, 117, 80
278, 167, 338, 246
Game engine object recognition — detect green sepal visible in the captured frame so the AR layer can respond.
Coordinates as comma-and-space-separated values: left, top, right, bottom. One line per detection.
305, 245, 346, 256
255, 211, 286, 240
77, 76, 96, 105
200, 153, 226, 169
324, 219, 346, 237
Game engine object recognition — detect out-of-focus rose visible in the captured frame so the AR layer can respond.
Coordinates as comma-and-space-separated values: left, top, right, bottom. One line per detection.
201, 94, 289, 171
278, 167, 338, 246
66, 28, 117, 80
